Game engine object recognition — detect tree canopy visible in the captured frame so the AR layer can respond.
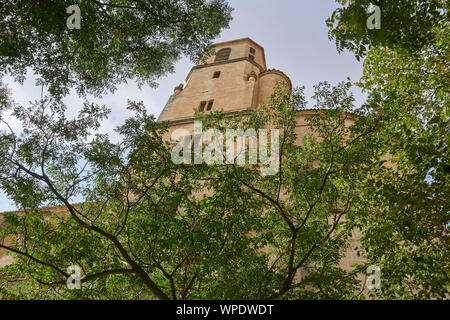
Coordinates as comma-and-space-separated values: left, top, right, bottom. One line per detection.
0, 82, 389, 299
0, 0, 448, 300
0, 0, 233, 98
327, 0, 449, 59
328, 0, 449, 298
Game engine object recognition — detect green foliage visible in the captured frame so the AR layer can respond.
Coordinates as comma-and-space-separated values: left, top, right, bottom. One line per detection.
327, 0, 449, 59
1, 82, 384, 299
0, 0, 447, 300
0, 0, 233, 98
328, 0, 449, 299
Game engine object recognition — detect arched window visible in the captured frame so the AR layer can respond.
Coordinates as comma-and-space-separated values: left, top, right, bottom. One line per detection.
214, 48, 231, 62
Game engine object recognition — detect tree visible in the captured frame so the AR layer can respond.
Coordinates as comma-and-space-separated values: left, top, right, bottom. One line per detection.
328, 0, 449, 298
0, 0, 447, 300
0, 0, 233, 98
327, 0, 449, 59
1, 82, 385, 299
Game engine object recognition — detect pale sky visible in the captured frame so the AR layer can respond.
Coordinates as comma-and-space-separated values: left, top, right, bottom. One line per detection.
0, 0, 365, 212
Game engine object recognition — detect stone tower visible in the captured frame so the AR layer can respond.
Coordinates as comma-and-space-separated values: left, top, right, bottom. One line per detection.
157, 38, 291, 133
156, 37, 364, 275
0, 38, 365, 283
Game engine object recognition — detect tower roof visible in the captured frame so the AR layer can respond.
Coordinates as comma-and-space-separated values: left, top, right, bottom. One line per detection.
202, 37, 267, 70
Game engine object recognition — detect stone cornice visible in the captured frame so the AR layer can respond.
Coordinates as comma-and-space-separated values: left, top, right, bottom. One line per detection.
162, 108, 252, 126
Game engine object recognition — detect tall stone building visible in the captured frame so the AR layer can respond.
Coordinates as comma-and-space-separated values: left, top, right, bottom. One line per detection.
157, 37, 364, 272
158, 38, 293, 136
0, 38, 364, 284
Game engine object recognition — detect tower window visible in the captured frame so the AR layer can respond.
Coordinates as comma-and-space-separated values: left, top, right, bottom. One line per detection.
213, 71, 221, 79
248, 54, 255, 60
199, 101, 206, 111
249, 47, 256, 55
206, 100, 214, 111
215, 48, 231, 62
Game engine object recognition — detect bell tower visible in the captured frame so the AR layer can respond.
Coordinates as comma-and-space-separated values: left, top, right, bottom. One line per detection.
157, 38, 291, 134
